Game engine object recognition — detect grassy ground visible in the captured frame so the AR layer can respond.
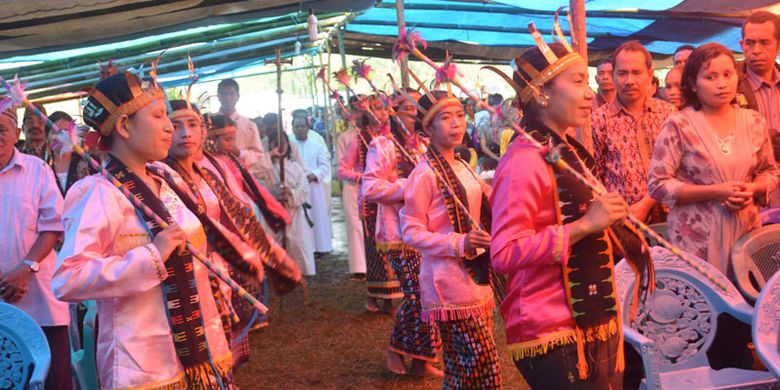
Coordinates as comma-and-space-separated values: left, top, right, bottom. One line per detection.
234, 200, 530, 389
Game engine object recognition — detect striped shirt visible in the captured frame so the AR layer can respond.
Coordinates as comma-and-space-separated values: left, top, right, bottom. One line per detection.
745, 66, 780, 132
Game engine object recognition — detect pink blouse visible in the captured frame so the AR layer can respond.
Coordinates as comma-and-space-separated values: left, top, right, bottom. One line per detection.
400, 158, 494, 322
362, 135, 416, 245
490, 140, 576, 357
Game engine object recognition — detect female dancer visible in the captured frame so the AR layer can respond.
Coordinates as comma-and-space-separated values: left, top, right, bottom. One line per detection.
648, 43, 779, 275
491, 41, 647, 388
53, 72, 234, 389
362, 92, 441, 376
340, 95, 402, 313
401, 90, 500, 388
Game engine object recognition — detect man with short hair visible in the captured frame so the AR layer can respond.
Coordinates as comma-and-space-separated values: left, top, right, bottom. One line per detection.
217, 78, 273, 184
0, 106, 72, 390
19, 103, 51, 162
593, 58, 616, 109
738, 11, 780, 139
289, 111, 332, 254
592, 40, 677, 223
672, 44, 695, 68
738, 10, 780, 205
474, 93, 502, 161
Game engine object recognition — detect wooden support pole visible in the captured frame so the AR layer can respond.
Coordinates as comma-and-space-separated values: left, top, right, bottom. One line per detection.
396, 1, 410, 89
337, 26, 350, 101
570, 0, 592, 152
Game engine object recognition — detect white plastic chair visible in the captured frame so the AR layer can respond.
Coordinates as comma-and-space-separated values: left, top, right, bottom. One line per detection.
615, 246, 777, 389
71, 300, 98, 390
731, 224, 780, 303
0, 302, 50, 390
753, 271, 780, 379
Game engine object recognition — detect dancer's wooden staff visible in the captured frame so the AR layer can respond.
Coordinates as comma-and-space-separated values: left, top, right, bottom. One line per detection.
353, 61, 485, 234
316, 67, 372, 151
393, 30, 729, 291
265, 48, 292, 250
0, 77, 270, 313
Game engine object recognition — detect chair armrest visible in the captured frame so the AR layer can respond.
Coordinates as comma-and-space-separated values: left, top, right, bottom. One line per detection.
29, 360, 48, 390
624, 326, 662, 389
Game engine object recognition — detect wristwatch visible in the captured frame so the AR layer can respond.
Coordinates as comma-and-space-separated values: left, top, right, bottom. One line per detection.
22, 259, 40, 273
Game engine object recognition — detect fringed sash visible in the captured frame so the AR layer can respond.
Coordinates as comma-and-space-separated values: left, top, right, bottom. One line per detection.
164, 158, 299, 295
425, 146, 493, 286
531, 126, 651, 380
222, 152, 287, 233
105, 156, 223, 388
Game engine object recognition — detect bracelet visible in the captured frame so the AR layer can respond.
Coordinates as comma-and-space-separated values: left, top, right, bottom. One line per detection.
143, 244, 166, 281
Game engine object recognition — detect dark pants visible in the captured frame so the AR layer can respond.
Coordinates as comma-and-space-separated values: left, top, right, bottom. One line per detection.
42, 325, 73, 390
515, 336, 623, 390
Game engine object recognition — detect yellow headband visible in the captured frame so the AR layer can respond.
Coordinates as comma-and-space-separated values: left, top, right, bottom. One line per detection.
208, 125, 236, 138
517, 52, 583, 104
421, 96, 462, 131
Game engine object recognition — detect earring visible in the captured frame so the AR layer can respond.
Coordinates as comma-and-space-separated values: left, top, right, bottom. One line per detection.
535, 93, 550, 108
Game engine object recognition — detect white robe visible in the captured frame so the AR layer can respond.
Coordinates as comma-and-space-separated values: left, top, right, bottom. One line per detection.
290, 132, 333, 253
273, 158, 316, 275
335, 128, 366, 273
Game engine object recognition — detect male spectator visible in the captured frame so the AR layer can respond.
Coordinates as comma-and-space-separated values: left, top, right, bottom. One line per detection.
217, 78, 273, 183
0, 106, 72, 389
592, 40, 677, 223
18, 103, 51, 162
738, 10, 780, 205
663, 66, 686, 110
672, 44, 695, 68
593, 58, 616, 109
738, 11, 779, 142
289, 110, 332, 254
474, 93, 502, 161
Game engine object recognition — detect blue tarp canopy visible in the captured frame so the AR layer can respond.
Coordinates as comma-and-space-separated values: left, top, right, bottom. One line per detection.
344, 0, 778, 61
0, 0, 777, 99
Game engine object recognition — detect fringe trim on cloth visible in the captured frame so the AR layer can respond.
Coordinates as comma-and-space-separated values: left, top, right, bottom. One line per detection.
105, 353, 234, 390
574, 317, 621, 380
367, 278, 403, 299
506, 329, 576, 360
376, 241, 413, 253
421, 297, 495, 323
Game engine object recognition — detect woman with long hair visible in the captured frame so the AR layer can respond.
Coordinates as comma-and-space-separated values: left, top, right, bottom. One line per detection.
648, 43, 779, 275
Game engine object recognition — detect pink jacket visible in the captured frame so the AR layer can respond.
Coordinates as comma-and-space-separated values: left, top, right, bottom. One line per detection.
400, 158, 494, 322
490, 140, 576, 358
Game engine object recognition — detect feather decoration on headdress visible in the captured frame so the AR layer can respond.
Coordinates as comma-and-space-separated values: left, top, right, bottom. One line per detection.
98, 60, 119, 80
351, 59, 372, 81
333, 68, 351, 88
392, 28, 426, 63
184, 52, 199, 105
0, 75, 28, 113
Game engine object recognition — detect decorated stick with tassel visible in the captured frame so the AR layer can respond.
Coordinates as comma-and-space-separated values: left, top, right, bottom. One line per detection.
316, 66, 370, 150
0, 77, 270, 313
393, 30, 729, 292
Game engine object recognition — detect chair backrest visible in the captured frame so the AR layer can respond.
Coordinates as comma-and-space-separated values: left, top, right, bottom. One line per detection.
753, 271, 780, 379
0, 302, 51, 390
616, 246, 751, 372
731, 224, 780, 303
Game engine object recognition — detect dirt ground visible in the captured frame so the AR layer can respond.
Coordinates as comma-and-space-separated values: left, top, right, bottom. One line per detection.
234, 199, 530, 389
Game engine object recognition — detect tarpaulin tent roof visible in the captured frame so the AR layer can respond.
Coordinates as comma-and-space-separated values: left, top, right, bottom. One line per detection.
343, 0, 780, 62
0, 0, 777, 99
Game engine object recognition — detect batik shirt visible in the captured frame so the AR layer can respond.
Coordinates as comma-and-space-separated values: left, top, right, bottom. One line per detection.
592, 98, 676, 204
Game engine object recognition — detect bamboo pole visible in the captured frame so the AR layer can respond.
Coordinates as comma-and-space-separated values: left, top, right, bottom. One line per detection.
396, 1, 410, 89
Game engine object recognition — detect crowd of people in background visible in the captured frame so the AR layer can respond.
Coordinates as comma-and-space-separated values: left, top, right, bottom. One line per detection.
0, 8, 778, 390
